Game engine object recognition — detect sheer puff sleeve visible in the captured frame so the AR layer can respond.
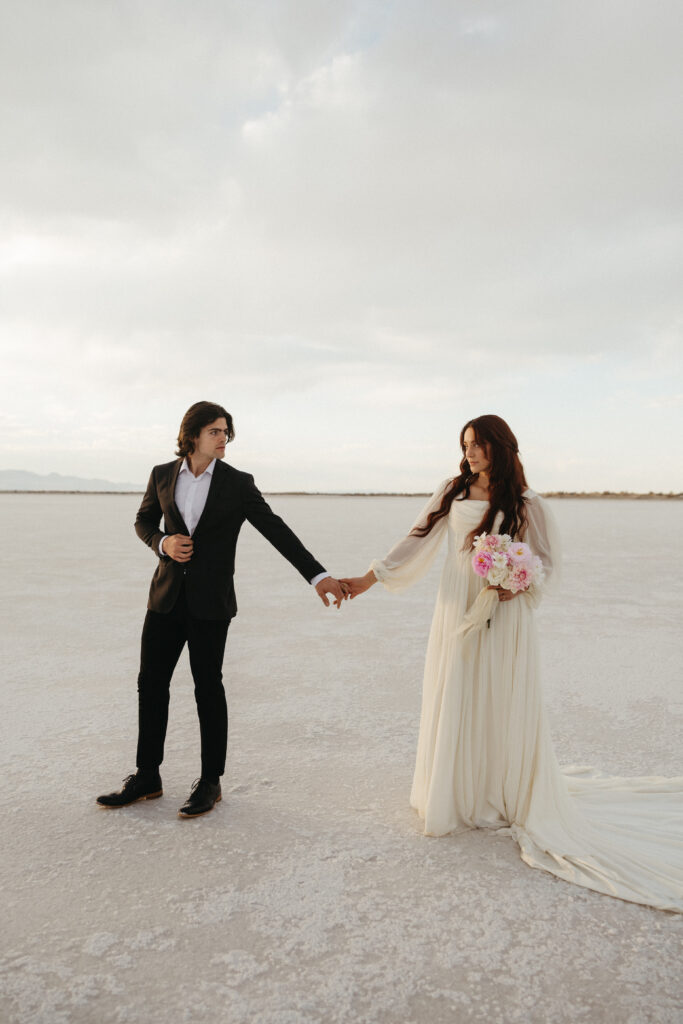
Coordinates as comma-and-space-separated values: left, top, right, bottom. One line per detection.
523, 490, 562, 607
369, 478, 453, 593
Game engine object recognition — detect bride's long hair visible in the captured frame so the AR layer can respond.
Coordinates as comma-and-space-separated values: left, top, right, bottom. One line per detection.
412, 414, 529, 548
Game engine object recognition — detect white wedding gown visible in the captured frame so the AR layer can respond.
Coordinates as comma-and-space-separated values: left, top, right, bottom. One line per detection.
370, 481, 683, 913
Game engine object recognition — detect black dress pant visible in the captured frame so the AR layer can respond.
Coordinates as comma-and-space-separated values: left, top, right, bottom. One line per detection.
135, 584, 230, 778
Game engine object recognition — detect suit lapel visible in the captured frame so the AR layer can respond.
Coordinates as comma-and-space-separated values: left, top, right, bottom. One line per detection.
192, 460, 227, 537
166, 459, 190, 534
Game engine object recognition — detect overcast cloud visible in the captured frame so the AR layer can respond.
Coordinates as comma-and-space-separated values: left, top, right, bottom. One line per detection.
1, 0, 681, 491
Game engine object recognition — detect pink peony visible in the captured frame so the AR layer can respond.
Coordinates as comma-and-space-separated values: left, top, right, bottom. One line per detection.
509, 542, 532, 563
508, 565, 531, 592
472, 551, 493, 577
483, 534, 500, 549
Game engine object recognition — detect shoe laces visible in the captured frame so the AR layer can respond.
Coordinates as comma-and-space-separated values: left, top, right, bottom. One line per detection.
190, 777, 218, 796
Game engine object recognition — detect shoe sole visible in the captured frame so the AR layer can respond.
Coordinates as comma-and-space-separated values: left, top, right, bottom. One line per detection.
96, 790, 163, 808
177, 793, 222, 819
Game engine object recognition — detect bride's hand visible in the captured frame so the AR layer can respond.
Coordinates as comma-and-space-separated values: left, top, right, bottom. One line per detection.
486, 585, 521, 604
339, 571, 377, 599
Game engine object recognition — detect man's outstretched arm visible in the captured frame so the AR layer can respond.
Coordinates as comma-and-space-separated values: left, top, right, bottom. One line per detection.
243, 475, 348, 608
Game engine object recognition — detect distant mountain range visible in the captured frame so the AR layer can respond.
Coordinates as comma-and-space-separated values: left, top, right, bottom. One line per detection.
0, 469, 144, 492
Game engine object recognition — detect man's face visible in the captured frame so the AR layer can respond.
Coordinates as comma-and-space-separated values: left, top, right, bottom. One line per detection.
192, 418, 229, 463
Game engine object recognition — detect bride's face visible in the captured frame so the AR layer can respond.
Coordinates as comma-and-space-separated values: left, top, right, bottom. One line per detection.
463, 427, 491, 474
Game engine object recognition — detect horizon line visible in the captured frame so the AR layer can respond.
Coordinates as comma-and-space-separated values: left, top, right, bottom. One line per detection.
1, 489, 682, 500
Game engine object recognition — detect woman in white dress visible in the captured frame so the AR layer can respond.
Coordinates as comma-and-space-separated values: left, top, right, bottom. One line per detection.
342, 414, 683, 913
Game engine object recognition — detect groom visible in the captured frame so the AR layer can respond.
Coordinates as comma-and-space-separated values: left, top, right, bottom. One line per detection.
97, 401, 346, 818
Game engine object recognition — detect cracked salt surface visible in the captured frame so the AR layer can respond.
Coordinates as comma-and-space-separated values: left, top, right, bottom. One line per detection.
1, 494, 682, 1023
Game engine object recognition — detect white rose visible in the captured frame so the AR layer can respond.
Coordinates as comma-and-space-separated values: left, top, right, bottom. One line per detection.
487, 551, 510, 587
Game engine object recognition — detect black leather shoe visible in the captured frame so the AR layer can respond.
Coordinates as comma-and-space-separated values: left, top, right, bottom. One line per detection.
178, 778, 222, 818
96, 770, 163, 807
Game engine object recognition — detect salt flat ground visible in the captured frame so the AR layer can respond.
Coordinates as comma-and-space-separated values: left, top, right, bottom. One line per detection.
1, 493, 682, 1024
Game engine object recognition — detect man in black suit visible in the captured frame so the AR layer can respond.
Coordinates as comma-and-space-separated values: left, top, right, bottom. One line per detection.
97, 401, 346, 818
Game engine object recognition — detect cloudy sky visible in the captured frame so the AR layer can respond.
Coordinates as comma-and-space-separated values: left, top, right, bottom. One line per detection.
1, 0, 681, 492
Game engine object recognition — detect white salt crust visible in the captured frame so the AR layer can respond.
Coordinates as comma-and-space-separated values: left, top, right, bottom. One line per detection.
1, 494, 681, 1023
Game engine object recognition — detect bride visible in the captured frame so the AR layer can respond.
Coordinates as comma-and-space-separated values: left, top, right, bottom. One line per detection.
341, 414, 683, 913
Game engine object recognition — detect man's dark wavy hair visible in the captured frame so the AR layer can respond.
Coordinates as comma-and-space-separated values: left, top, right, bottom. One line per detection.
176, 401, 235, 458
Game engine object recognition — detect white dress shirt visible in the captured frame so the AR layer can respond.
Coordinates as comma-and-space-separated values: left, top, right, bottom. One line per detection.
159, 459, 329, 586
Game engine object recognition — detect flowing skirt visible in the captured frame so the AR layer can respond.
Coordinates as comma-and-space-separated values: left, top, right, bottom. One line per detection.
410, 564, 683, 913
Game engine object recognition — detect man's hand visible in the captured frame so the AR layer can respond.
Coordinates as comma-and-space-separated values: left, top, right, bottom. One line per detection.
315, 576, 349, 609
163, 534, 194, 563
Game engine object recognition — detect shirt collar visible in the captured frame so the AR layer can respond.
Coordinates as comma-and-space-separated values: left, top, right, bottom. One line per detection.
179, 458, 216, 479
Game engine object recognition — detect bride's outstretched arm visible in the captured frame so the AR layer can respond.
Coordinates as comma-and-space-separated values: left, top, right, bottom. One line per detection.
341, 479, 453, 597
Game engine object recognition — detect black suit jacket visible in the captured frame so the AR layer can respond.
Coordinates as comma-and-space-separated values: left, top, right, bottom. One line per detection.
135, 459, 326, 621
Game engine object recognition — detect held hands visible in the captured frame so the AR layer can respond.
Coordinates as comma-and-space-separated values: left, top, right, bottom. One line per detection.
338, 570, 377, 599
315, 577, 350, 609
163, 534, 193, 563
314, 569, 377, 608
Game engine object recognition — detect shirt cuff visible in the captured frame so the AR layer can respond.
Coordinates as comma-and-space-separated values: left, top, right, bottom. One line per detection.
310, 571, 330, 587
159, 535, 167, 556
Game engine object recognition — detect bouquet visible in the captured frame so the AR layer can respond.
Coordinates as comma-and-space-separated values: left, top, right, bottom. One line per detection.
471, 533, 545, 594
457, 533, 545, 642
